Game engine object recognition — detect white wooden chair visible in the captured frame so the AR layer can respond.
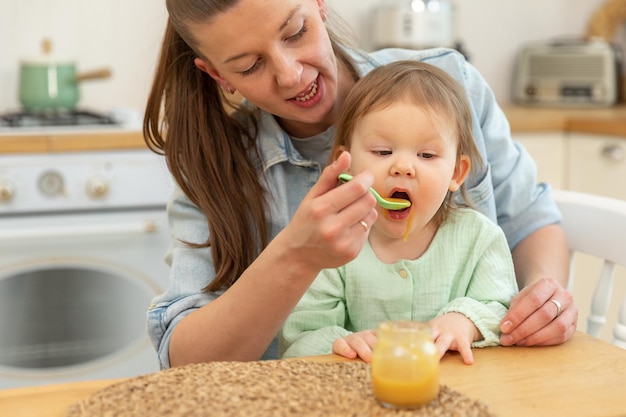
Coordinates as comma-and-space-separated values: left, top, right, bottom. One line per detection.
553, 189, 626, 348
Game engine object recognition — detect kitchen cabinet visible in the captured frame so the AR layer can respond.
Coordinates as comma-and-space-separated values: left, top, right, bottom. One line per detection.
515, 131, 626, 345
513, 132, 567, 189
568, 133, 626, 200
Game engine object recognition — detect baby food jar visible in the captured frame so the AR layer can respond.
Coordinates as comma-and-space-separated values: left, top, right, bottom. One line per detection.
371, 320, 439, 408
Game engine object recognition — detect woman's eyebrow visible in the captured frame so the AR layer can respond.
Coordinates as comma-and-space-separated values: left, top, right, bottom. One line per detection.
223, 6, 301, 64
280, 5, 301, 31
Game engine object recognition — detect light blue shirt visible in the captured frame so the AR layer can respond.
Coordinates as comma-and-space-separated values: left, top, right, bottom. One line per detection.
147, 47, 562, 368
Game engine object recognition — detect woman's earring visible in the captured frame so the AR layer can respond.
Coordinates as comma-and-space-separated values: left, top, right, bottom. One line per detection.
226, 87, 235, 95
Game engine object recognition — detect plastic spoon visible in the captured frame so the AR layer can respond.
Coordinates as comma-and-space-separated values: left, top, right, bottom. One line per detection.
338, 173, 411, 210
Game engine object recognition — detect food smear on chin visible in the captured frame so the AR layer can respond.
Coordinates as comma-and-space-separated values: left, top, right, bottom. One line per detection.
402, 208, 415, 242
382, 202, 414, 242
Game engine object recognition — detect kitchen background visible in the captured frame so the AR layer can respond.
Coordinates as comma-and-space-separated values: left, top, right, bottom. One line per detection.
1, 0, 625, 389
1, 0, 624, 116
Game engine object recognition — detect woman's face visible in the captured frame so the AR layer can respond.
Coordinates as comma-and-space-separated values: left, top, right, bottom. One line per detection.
191, 0, 343, 137
347, 100, 469, 241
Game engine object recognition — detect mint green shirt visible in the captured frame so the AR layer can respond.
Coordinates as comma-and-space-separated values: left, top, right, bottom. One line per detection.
280, 209, 519, 358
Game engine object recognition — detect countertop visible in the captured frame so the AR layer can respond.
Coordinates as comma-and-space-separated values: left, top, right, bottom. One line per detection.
502, 104, 626, 136
0, 128, 146, 154
1, 332, 625, 417
1, 105, 625, 154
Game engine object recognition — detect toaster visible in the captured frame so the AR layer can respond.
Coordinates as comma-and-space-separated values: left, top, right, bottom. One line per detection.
512, 39, 621, 107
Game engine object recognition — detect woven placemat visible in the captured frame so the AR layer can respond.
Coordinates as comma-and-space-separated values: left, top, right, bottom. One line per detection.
66, 360, 496, 417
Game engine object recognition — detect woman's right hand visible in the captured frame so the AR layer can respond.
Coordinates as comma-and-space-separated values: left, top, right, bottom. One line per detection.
168, 152, 378, 365
283, 151, 378, 274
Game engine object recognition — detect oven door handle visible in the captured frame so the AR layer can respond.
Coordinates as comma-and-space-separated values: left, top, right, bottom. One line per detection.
0, 220, 159, 240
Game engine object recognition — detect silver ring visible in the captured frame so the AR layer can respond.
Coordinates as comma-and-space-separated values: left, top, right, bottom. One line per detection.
550, 299, 562, 318
359, 220, 369, 232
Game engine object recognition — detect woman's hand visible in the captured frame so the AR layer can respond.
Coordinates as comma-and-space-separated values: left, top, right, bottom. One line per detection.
281, 151, 378, 275
429, 313, 478, 365
500, 277, 577, 346
502, 224, 578, 347
332, 330, 378, 362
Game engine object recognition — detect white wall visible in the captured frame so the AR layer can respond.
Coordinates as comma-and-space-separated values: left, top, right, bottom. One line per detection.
0, 0, 622, 115
0, 0, 167, 115
330, 0, 622, 104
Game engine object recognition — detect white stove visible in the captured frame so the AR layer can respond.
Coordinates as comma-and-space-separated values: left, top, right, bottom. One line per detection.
0, 126, 174, 389
0, 150, 171, 215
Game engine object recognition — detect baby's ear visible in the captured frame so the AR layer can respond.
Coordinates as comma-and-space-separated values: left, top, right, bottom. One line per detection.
331, 145, 348, 163
449, 155, 471, 192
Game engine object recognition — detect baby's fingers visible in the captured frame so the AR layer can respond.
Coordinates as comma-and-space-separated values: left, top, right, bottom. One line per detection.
332, 338, 357, 359
456, 341, 474, 365
433, 332, 453, 360
434, 332, 474, 365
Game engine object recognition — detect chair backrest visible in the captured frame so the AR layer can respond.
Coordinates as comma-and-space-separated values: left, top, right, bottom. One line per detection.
553, 189, 626, 348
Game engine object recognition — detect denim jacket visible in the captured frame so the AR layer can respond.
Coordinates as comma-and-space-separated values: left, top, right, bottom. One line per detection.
147, 47, 561, 368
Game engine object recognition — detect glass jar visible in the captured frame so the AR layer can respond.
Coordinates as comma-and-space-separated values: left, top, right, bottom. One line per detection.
371, 320, 439, 408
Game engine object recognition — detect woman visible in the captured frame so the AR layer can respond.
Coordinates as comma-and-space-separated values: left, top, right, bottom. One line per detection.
144, 0, 576, 368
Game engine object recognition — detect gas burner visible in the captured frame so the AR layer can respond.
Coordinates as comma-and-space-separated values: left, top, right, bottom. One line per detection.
0, 110, 116, 128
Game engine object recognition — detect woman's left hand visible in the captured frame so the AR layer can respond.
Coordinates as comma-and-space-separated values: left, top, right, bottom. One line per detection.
500, 277, 578, 346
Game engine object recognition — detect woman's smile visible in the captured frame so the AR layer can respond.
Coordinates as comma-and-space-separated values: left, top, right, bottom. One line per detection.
289, 76, 323, 108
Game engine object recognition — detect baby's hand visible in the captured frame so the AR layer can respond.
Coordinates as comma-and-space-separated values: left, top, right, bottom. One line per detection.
332, 330, 378, 362
428, 313, 480, 365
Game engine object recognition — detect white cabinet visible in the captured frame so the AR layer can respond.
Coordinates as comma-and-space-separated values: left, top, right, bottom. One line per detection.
567, 134, 626, 200
513, 132, 567, 190
516, 131, 626, 344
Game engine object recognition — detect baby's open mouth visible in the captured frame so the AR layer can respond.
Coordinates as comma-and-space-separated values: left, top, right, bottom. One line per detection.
389, 191, 411, 212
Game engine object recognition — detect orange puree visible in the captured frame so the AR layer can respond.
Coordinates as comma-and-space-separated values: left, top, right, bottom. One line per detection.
383, 201, 415, 242
381, 199, 414, 242
371, 321, 439, 408
371, 362, 439, 407
402, 207, 415, 242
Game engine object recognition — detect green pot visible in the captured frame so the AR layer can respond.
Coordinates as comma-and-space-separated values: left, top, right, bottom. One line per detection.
19, 61, 80, 111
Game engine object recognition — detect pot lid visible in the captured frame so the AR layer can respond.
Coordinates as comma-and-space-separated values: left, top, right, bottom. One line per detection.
20, 38, 75, 65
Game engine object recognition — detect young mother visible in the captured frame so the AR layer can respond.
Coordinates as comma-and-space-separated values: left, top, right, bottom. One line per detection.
144, 0, 577, 368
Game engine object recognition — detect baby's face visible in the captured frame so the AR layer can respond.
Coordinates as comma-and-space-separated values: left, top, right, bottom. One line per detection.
347, 101, 468, 239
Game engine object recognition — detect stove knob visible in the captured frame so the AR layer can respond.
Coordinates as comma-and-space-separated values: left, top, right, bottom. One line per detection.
38, 170, 65, 197
0, 179, 15, 202
86, 176, 109, 199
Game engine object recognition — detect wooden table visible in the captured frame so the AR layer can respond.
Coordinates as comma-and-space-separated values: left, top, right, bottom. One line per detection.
1, 332, 625, 417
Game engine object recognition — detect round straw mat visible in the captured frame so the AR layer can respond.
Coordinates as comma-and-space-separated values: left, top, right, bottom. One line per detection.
67, 360, 496, 417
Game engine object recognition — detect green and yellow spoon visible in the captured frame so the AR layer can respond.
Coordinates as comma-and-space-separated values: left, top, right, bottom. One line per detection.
338, 173, 411, 211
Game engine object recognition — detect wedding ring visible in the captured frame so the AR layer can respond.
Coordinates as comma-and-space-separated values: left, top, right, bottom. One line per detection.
359, 220, 369, 232
550, 299, 562, 318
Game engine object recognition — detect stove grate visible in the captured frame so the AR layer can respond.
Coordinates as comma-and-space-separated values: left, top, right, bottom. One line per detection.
0, 109, 116, 128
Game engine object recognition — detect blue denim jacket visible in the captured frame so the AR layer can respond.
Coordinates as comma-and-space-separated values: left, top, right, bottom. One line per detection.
147, 47, 561, 368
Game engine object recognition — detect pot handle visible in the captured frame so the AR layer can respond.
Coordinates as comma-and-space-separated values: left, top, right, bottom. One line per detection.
75, 68, 112, 82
